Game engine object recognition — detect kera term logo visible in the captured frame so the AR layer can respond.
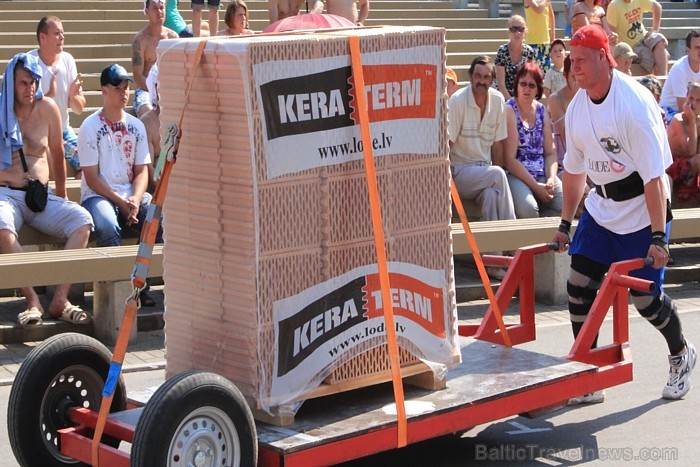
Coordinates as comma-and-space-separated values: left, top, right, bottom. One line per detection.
259, 64, 436, 140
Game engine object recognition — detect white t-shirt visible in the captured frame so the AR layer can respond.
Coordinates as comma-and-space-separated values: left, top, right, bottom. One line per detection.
28, 49, 78, 132
78, 110, 151, 202
564, 70, 671, 234
659, 56, 700, 112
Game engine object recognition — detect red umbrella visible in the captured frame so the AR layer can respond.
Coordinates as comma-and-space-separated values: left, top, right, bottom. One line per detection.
263, 13, 356, 33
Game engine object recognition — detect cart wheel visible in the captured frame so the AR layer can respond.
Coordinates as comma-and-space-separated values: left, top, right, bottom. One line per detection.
7, 332, 127, 466
132, 370, 257, 467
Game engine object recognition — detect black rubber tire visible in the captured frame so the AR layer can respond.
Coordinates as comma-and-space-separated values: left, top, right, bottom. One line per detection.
7, 333, 127, 467
131, 370, 257, 467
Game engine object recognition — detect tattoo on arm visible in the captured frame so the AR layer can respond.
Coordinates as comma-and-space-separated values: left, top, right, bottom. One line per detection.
132, 40, 143, 66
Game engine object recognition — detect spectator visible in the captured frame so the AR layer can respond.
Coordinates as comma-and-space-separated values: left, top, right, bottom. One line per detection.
164, 0, 208, 37
666, 82, 700, 203
606, 0, 669, 76
446, 67, 459, 99
133, 0, 178, 117
142, 64, 161, 191
28, 16, 86, 178
553, 25, 695, 403
543, 39, 567, 99
660, 30, 700, 120
571, 0, 619, 45
565, 0, 576, 37
495, 15, 536, 101
613, 42, 637, 75
269, 0, 323, 23
549, 56, 579, 171
639, 74, 667, 128
448, 55, 515, 223
524, 0, 555, 72
192, 0, 220, 37
78, 64, 163, 307
322, 0, 370, 26
504, 62, 563, 218
0, 54, 93, 326
218, 0, 254, 35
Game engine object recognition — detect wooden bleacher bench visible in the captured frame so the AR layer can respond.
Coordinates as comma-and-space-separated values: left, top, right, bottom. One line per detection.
0, 245, 164, 344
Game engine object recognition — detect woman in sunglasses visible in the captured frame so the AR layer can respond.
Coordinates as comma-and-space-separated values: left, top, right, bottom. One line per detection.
504, 62, 563, 218
495, 15, 536, 101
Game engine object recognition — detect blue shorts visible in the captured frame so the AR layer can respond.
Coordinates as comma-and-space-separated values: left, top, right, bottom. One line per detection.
179, 26, 194, 38
63, 128, 80, 172
569, 210, 669, 295
191, 0, 220, 9
133, 88, 152, 115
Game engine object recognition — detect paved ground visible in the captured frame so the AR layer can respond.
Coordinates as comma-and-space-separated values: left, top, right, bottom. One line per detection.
3, 278, 700, 387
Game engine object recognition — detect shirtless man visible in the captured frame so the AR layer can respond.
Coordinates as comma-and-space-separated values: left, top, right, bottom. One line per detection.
0, 54, 93, 326
666, 82, 700, 203
132, 0, 178, 117
323, 0, 370, 25
268, 0, 323, 23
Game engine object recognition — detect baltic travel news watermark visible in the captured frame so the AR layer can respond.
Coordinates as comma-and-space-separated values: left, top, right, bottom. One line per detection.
475, 444, 679, 462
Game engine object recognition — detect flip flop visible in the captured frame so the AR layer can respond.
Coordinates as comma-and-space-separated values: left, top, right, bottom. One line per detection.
17, 309, 43, 328
58, 305, 92, 324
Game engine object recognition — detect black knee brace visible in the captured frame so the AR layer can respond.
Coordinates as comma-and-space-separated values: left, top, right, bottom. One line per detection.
637, 293, 675, 329
637, 293, 685, 355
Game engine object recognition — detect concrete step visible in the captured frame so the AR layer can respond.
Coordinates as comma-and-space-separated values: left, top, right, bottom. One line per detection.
0, 44, 129, 62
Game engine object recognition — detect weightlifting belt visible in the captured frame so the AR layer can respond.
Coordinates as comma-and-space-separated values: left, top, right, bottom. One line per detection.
594, 171, 644, 201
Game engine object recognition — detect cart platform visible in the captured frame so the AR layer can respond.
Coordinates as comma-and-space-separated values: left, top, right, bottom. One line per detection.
253, 338, 595, 466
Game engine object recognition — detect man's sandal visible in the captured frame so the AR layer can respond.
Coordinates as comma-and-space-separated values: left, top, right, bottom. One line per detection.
58, 305, 92, 324
17, 309, 43, 327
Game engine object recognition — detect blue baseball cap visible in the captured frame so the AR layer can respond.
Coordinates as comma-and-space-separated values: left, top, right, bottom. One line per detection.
100, 64, 133, 87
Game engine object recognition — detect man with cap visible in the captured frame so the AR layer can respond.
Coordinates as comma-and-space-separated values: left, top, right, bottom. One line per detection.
613, 42, 637, 75
77, 64, 162, 306
0, 53, 93, 326
552, 25, 695, 403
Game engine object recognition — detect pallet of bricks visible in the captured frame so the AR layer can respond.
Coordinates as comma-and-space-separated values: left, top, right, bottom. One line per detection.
158, 26, 462, 425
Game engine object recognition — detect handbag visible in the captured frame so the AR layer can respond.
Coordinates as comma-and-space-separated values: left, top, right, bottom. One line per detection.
18, 148, 48, 213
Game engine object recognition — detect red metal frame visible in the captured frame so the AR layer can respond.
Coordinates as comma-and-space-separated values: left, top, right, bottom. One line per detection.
58, 245, 652, 467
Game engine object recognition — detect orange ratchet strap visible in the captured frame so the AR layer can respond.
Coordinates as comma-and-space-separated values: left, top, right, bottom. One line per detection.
450, 181, 512, 347
348, 35, 408, 448
90, 39, 209, 467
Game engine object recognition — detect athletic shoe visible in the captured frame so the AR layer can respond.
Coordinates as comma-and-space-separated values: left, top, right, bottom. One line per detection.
662, 342, 696, 400
567, 390, 605, 406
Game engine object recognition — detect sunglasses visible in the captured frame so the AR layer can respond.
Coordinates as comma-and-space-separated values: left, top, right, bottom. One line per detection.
509, 26, 526, 33
518, 81, 537, 89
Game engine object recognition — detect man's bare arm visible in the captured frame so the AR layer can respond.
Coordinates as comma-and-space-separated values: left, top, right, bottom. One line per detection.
652, 0, 662, 32
358, 0, 370, 25
68, 74, 85, 115
46, 100, 66, 197
269, 0, 279, 23
132, 36, 148, 90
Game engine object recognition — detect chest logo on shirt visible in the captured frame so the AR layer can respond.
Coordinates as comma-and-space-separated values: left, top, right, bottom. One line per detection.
589, 137, 626, 174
